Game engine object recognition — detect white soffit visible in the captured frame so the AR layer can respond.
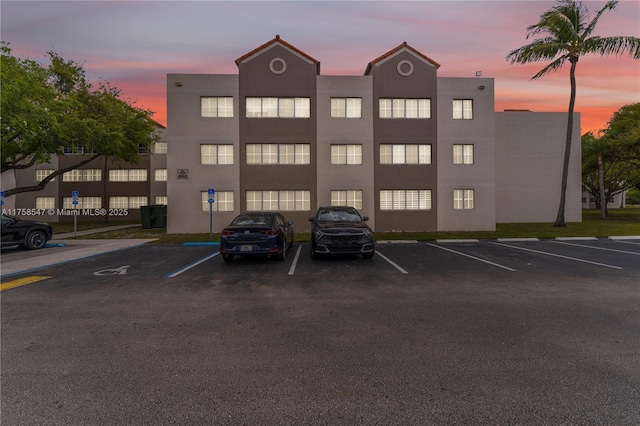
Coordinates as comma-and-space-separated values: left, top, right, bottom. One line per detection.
374, 47, 437, 69
238, 42, 316, 65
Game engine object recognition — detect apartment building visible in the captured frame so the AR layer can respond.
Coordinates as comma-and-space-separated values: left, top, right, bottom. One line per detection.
166, 35, 581, 233
10, 126, 166, 222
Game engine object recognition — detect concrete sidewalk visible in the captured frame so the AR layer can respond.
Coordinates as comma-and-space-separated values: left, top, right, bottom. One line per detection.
1, 225, 155, 278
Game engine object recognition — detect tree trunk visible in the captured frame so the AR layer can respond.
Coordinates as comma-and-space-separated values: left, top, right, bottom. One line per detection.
554, 57, 578, 227
598, 153, 606, 219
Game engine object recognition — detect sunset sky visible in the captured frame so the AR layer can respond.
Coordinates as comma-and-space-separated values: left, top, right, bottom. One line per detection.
2, 0, 639, 134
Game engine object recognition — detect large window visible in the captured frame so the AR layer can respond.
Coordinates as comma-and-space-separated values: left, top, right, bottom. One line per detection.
154, 169, 167, 181
35, 197, 55, 209
155, 196, 168, 205
453, 99, 473, 120
109, 169, 147, 182
201, 191, 234, 212
246, 144, 310, 165
201, 97, 234, 118
379, 98, 431, 119
246, 97, 310, 118
201, 145, 234, 165
330, 145, 362, 165
331, 98, 362, 118
380, 190, 432, 210
109, 196, 148, 209
454, 189, 474, 210
62, 144, 96, 154
331, 190, 363, 210
453, 144, 474, 164
246, 190, 310, 211
153, 142, 168, 154
380, 144, 431, 165
35, 169, 55, 182
63, 169, 102, 182
63, 197, 101, 209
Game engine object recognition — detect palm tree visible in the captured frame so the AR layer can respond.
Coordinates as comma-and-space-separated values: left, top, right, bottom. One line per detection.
506, 0, 640, 227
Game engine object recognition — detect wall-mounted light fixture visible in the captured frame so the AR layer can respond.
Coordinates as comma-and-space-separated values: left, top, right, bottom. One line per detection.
175, 81, 183, 87
476, 71, 482, 77
478, 85, 485, 91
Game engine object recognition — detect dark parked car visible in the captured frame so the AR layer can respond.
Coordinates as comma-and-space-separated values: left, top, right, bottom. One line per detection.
309, 206, 375, 259
1, 214, 53, 250
220, 212, 294, 262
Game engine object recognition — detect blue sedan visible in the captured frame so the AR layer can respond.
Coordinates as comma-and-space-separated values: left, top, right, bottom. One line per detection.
220, 212, 294, 262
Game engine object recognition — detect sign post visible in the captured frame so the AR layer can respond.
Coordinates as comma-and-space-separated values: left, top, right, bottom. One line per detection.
208, 188, 215, 241
72, 191, 79, 238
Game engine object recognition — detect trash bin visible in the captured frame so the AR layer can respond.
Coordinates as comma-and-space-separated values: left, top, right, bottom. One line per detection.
140, 205, 153, 229
149, 205, 167, 228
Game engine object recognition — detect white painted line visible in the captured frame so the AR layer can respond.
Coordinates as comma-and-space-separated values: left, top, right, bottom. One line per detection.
375, 250, 408, 274
376, 240, 419, 244
166, 252, 220, 278
490, 242, 622, 270
556, 237, 598, 241
435, 239, 479, 243
497, 238, 539, 242
615, 240, 640, 246
552, 240, 640, 256
288, 245, 302, 276
609, 236, 640, 240
427, 243, 516, 272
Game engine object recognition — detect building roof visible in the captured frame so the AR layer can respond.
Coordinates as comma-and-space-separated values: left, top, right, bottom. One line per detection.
235, 35, 321, 74
365, 42, 441, 75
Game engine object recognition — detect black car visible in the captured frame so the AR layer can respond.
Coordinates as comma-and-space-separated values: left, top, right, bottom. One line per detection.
1, 214, 53, 250
220, 212, 294, 262
309, 206, 375, 259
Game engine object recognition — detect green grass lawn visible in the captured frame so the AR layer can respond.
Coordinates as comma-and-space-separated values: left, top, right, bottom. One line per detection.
52, 208, 640, 243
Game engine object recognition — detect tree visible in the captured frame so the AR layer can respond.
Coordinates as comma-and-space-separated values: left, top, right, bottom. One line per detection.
506, 0, 640, 227
582, 103, 640, 217
1, 44, 160, 197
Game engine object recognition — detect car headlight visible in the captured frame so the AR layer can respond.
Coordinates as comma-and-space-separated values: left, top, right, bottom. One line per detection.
313, 230, 324, 240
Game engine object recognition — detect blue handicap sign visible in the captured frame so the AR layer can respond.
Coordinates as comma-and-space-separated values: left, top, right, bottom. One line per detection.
208, 188, 215, 203
72, 191, 79, 198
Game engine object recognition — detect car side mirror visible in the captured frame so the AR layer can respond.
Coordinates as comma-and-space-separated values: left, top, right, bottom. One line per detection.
363, 216, 369, 221
308, 217, 315, 222
288, 220, 293, 225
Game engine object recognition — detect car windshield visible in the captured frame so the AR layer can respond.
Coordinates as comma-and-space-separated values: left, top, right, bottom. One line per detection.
231, 214, 273, 226
316, 208, 362, 223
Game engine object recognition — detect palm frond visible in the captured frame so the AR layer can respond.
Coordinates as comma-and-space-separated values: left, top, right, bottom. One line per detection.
583, 36, 640, 59
506, 38, 566, 64
531, 57, 567, 80
583, 1, 618, 39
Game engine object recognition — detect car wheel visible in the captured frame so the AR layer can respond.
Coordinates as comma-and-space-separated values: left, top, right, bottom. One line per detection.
24, 230, 48, 250
363, 251, 374, 259
222, 254, 234, 262
277, 240, 287, 261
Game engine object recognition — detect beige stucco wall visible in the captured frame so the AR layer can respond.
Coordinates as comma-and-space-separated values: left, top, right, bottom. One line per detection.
495, 111, 582, 223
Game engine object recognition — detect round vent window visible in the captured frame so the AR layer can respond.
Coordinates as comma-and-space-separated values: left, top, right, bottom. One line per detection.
397, 60, 414, 77
269, 58, 287, 75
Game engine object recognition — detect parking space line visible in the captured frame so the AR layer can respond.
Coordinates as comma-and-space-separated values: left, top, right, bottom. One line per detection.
288, 245, 302, 276
427, 243, 516, 272
166, 252, 220, 278
552, 240, 640, 256
1, 276, 52, 292
615, 240, 640, 246
490, 242, 623, 270
375, 250, 408, 274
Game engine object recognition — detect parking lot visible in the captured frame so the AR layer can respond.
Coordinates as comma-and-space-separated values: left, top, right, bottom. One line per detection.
2, 238, 640, 424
